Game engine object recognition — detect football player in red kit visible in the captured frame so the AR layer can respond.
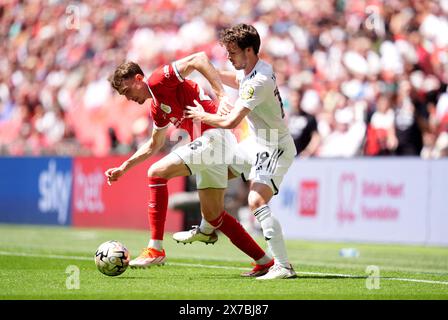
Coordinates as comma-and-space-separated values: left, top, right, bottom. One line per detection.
105, 52, 273, 277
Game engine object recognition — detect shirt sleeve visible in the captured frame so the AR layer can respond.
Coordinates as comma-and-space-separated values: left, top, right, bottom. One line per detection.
150, 63, 183, 89
235, 77, 268, 111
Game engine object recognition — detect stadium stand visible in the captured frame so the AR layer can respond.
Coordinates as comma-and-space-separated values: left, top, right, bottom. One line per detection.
0, 0, 447, 158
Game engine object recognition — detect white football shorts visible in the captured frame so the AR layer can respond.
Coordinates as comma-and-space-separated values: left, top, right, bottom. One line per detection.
171, 128, 237, 189
229, 135, 296, 195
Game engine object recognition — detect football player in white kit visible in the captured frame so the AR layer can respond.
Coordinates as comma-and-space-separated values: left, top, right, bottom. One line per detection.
174, 24, 297, 279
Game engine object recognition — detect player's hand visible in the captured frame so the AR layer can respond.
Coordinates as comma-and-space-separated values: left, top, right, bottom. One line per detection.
217, 96, 232, 116
186, 99, 205, 121
104, 167, 125, 186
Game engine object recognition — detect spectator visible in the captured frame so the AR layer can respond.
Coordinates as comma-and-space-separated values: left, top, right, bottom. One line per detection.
0, 0, 447, 158
287, 90, 321, 157
318, 106, 366, 157
394, 80, 428, 155
365, 94, 398, 155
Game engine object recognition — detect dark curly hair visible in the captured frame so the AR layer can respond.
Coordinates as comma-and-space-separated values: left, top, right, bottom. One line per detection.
219, 23, 261, 55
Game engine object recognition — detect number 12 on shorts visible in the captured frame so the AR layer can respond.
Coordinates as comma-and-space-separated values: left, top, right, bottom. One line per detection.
254, 149, 284, 174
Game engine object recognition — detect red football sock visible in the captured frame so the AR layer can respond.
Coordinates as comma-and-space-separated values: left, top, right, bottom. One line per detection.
209, 211, 265, 261
147, 176, 168, 240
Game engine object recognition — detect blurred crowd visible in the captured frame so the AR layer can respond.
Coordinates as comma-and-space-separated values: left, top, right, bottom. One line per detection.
1, 0, 448, 158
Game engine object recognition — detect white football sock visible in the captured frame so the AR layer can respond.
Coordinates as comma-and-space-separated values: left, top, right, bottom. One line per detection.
199, 218, 216, 235
148, 239, 163, 250
253, 205, 290, 268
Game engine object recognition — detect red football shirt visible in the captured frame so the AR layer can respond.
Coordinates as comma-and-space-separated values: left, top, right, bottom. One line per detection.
146, 63, 217, 140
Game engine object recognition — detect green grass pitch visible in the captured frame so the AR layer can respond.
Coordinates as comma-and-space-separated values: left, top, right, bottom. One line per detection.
0, 224, 447, 300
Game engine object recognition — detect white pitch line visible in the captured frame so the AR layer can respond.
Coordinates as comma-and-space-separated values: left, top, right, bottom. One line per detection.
297, 271, 448, 285
2, 244, 447, 275
1, 251, 448, 286
0, 251, 93, 261
291, 259, 448, 276
169, 262, 246, 270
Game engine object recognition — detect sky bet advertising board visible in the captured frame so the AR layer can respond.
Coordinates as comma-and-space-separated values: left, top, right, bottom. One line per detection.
0, 155, 185, 232
0, 157, 73, 226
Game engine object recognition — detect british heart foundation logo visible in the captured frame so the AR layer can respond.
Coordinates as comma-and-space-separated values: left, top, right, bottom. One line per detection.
337, 173, 357, 223
299, 180, 319, 217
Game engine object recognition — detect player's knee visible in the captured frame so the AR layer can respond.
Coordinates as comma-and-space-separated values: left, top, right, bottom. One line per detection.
147, 164, 168, 179
248, 192, 267, 212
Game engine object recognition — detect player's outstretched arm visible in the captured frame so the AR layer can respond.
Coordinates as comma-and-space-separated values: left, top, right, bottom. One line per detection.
174, 52, 226, 99
105, 126, 167, 185
175, 52, 237, 115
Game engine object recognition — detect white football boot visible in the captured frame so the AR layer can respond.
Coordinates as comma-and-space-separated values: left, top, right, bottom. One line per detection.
173, 225, 218, 245
256, 263, 298, 280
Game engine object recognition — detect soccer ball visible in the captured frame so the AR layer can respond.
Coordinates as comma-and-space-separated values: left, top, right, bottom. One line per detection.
94, 240, 130, 276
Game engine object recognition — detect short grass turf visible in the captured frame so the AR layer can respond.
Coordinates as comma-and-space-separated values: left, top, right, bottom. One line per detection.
0, 224, 447, 300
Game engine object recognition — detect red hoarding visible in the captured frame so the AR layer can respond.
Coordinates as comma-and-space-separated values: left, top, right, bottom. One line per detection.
72, 154, 185, 231
299, 180, 319, 217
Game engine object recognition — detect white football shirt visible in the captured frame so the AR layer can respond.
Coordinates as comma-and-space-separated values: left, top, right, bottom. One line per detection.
235, 60, 290, 145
